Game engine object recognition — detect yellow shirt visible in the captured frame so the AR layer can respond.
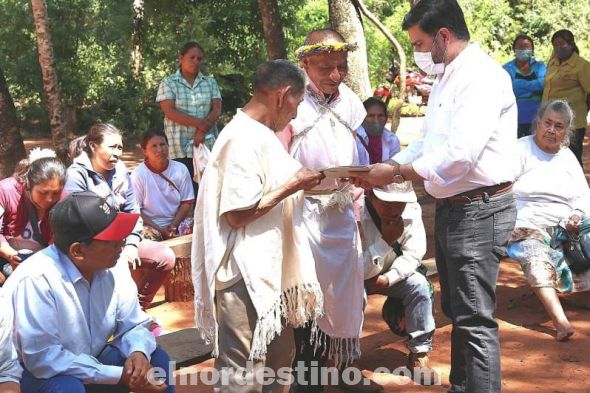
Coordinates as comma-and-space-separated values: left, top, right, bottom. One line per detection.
543, 52, 590, 129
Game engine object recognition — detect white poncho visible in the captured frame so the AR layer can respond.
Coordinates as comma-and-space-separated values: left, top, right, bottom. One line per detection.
289, 81, 367, 366
192, 110, 323, 359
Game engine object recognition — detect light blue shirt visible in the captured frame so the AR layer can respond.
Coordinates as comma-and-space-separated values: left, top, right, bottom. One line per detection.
3, 245, 155, 384
0, 289, 21, 384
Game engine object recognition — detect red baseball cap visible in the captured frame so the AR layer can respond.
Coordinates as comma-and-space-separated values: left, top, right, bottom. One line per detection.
50, 191, 139, 244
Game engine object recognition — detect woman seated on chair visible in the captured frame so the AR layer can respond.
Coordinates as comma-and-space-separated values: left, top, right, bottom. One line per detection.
131, 129, 195, 241
507, 99, 590, 341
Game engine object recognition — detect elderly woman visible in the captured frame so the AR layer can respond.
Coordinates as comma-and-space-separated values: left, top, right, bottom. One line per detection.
0, 149, 65, 285
542, 29, 590, 167
507, 99, 590, 341
131, 129, 194, 240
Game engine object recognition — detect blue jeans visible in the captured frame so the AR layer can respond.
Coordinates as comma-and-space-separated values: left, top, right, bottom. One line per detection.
20, 345, 175, 393
435, 191, 516, 393
0, 259, 13, 277
373, 273, 435, 353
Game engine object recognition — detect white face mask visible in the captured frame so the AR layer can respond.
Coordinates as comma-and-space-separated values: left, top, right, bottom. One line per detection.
413, 31, 446, 75
414, 51, 445, 75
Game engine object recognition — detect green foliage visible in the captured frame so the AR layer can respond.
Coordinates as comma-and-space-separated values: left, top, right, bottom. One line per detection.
0, 0, 589, 136
352, 0, 590, 89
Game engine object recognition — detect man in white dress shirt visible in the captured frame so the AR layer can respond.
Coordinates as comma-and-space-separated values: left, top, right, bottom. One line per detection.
356, 1, 517, 392
4, 191, 173, 393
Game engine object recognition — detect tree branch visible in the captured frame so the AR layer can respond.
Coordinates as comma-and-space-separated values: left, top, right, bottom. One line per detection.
353, 0, 407, 131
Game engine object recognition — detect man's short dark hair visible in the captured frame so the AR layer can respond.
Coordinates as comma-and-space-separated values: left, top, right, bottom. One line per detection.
363, 97, 387, 115
512, 33, 535, 51
402, 0, 470, 41
253, 60, 306, 96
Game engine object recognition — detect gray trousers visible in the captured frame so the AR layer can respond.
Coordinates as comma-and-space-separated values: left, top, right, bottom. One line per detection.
435, 191, 516, 393
215, 280, 295, 393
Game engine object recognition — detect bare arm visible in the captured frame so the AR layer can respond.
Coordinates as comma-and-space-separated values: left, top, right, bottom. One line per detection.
0, 243, 20, 268
0, 382, 20, 393
352, 162, 424, 188
223, 168, 323, 229
204, 99, 222, 129
167, 203, 193, 234
159, 100, 208, 133
140, 214, 166, 237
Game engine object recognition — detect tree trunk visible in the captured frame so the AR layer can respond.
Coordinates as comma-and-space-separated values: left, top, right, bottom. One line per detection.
257, 0, 287, 59
355, 0, 407, 132
328, 0, 372, 100
30, 0, 68, 162
132, 0, 144, 76
0, 67, 26, 180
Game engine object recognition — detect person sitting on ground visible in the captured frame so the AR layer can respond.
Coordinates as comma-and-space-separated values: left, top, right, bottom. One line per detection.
0, 149, 65, 286
0, 290, 21, 393
64, 123, 175, 311
131, 129, 194, 241
3, 191, 174, 393
362, 181, 436, 384
356, 97, 401, 165
192, 59, 324, 393
506, 99, 590, 341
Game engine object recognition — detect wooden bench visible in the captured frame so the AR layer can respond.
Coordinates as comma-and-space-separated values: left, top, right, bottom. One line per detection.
156, 235, 215, 367
156, 328, 213, 369
160, 234, 194, 302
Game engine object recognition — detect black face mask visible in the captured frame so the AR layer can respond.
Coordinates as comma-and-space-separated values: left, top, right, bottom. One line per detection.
555, 46, 574, 61
364, 124, 384, 136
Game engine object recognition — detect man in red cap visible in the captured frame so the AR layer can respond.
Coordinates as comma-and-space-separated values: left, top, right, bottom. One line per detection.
3, 191, 174, 393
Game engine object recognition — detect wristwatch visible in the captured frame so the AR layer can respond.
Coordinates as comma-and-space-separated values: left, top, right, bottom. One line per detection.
391, 165, 405, 184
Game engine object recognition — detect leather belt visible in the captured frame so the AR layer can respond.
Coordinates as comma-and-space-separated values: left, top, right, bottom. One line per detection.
438, 182, 512, 205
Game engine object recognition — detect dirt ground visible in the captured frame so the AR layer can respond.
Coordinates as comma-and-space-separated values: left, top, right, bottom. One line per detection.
23, 131, 590, 392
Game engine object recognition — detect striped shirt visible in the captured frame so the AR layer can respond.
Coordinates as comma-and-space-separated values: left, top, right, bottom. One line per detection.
156, 70, 222, 159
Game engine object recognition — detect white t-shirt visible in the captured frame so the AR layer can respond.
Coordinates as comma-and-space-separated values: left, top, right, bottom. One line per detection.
130, 160, 194, 228
513, 135, 590, 229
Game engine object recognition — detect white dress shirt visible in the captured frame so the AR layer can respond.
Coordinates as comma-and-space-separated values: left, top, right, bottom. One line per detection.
3, 245, 155, 384
394, 43, 517, 198
0, 289, 21, 384
362, 201, 427, 286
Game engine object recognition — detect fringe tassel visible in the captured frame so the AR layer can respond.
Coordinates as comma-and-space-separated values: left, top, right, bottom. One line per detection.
310, 328, 361, 369
249, 282, 324, 360
324, 190, 353, 213
194, 298, 218, 356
